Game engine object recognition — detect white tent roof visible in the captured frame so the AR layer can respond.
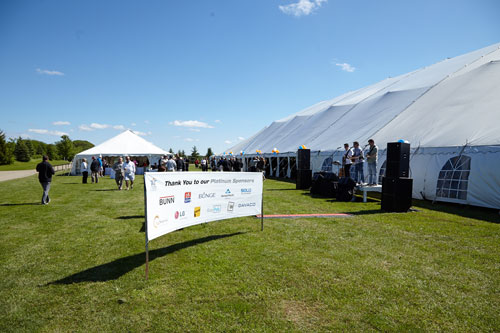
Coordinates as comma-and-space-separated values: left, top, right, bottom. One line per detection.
77, 130, 168, 156
228, 42, 500, 153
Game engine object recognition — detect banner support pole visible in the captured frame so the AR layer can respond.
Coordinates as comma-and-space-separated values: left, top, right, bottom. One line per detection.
261, 173, 264, 231
144, 175, 149, 280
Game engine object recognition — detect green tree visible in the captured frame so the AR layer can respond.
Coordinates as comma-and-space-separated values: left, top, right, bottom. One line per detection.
46, 144, 59, 160
181, 150, 185, 157
14, 138, 31, 162
25, 140, 34, 156
56, 135, 74, 161
205, 147, 213, 158
169, 148, 174, 154
0, 130, 14, 165
73, 140, 94, 154
35, 142, 46, 156
191, 146, 200, 159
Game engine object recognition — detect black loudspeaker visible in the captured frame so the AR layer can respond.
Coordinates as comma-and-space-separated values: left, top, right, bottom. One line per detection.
336, 177, 356, 201
381, 177, 413, 212
311, 172, 339, 197
385, 142, 410, 178
297, 149, 310, 170
296, 169, 312, 189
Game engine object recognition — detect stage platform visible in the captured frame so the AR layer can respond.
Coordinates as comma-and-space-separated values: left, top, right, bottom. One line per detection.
356, 185, 382, 202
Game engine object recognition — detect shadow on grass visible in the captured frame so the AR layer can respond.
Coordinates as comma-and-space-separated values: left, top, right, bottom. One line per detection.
93, 189, 118, 191
116, 215, 144, 220
266, 188, 299, 191
0, 202, 40, 206
139, 222, 145, 232
412, 199, 500, 224
48, 232, 245, 284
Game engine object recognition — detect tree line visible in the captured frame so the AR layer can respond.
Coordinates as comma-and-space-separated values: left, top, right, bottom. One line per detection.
168, 146, 214, 160
0, 130, 93, 165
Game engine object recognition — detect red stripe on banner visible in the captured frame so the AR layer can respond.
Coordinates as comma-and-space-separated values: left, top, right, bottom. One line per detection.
255, 213, 352, 218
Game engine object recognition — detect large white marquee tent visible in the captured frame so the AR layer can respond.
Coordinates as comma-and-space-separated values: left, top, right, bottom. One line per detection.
227, 43, 500, 209
71, 130, 169, 175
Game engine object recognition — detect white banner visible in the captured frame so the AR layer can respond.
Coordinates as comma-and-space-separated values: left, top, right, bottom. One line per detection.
144, 172, 263, 241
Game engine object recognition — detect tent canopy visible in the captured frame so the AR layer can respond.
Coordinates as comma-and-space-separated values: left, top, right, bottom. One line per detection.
71, 130, 169, 174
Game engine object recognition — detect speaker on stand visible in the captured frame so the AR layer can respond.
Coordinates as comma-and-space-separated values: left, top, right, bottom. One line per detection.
381, 142, 413, 212
296, 149, 312, 189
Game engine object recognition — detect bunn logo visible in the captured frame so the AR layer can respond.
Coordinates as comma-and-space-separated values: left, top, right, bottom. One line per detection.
241, 188, 252, 194
194, 206, 201, 218
159, 195, 175, 205
238, 202, 256, 208
184, 192, 191, 203
198, 192, 216, 199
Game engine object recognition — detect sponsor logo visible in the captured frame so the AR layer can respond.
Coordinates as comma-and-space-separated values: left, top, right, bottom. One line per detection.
184, 192, 191, 203
227, 201, 234, 212
238, 202, 256, 208
175, 210, 186, 219
198, 192, 216, 199
194, 206, 201, 218
153, 215, 168, 228
159, 195, 175, 205
149, 177, 159, 191
221, 189, 234, 198
241, 188, 252, 194
207, 205, 221, 213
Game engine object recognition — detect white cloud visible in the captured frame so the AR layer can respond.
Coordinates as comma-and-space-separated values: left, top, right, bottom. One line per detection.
189, 128, 201, 132
133, 130, 151, 136
169, 120, 214, 129
238, 136, 245, 141
131, 122, 137, 126
36, 68, 65, 76
113, 125, 125, 130
90, 123, 109, 129
335, 62, 356, 72
78, 124, 93, 131
279, 0, 327, 17
214, 119, 221, 124
28, 128, 68, 136
224, 140, 232, 144
185, 138, 195, 142
52, 121, 70, 126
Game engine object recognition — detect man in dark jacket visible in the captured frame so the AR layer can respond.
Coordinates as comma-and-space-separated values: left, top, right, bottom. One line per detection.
90, 156, 100, 183
36, 155, 55, 205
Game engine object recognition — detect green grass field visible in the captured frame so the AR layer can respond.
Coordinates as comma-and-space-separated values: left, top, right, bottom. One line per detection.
0, 173, 499, 332
0, 159, 69, 171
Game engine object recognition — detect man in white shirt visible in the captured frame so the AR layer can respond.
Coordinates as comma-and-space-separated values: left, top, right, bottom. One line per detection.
123, 156, 136, 190
166, 155, 177, 172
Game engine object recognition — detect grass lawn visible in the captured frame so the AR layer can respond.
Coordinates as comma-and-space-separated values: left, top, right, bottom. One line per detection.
0, 173, 499, 332
0, 159, 69, 171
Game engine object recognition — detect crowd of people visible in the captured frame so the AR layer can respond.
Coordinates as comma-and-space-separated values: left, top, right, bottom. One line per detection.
341, 139, 378, 186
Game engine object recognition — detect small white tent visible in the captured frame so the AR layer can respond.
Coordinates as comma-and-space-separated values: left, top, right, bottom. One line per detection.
227, 43, 500, 209
71, 130, 169, 175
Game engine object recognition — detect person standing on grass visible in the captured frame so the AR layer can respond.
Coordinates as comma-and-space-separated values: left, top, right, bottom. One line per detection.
81, 158, 89, 184
36, 155, 55, 205
366, 139, 378, 186
123, 156, 136, 190
112, 157, 125, 190
166, 155, 176, 172
90, 156, 100, 183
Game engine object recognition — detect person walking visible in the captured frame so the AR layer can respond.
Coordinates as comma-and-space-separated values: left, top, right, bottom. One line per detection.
90, 156, 100, 183
36, 155, 55, 205
166, 155, 177, 172
366, 139, 378, 185
123, 156, 136, 190
112, 157, 125, 190
81, 158, 89, 184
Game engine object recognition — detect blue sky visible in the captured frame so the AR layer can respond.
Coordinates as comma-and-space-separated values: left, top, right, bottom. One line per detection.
1, 0, 499, 154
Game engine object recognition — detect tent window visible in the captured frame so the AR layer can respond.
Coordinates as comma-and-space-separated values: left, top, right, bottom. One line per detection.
436, 155, 471, 200
378, 160, 386, 185
321, 157, 333, 172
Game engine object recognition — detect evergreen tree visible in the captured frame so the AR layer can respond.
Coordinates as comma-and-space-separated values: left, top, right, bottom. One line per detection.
181, 150, 185, 157
46, 144, 59, 160
35, 142, 46, 156
14, 138, 31, 162
169, 148, 174, 154
177, 150, 182, 157
0, 130, 14, 165
56, 135, 74, 161
191, 146, 200, 159
25, 140, 34, 156
206, 147, 213, 158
